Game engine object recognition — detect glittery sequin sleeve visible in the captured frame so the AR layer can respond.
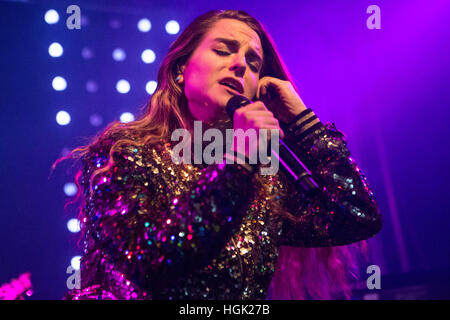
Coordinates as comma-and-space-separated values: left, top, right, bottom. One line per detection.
278, 121, 382, 247
80, 137, 257, 293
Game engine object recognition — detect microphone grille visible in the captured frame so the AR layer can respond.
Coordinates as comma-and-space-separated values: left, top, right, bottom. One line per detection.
225, 95, 251, 119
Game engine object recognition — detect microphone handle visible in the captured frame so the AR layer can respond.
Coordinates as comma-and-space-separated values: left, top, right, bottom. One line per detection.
226, 95, 319, 193
276, 139, 319, 193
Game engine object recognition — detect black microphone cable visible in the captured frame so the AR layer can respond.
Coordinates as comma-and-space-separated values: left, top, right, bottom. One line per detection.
226, 95, 319, 194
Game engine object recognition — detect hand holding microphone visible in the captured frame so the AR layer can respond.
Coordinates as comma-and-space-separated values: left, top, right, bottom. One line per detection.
227, 75, 307, 161
229, 99, 284, 160
226, 82, 319, 193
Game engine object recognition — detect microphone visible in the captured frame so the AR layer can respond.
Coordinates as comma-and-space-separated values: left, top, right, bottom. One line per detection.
226, 95, 319, 193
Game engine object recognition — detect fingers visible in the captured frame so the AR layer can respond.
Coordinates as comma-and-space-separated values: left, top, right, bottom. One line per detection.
256, 77, 286, 100
240, 110, 274, 120
241, 100, 269, 111
235, 101, 273, 118
235, 101, 274, 123
231, 98, 285, 158
234, 101, 284, 139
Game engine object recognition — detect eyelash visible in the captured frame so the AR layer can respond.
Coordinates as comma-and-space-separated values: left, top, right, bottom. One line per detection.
214, 49, 229, 56
213, 50, 259, 72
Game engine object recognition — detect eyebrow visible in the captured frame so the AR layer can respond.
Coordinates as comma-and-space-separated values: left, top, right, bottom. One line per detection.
212, 37, 262, 64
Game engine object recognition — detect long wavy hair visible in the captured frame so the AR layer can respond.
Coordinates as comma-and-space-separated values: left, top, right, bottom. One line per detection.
52, 9, 367, 300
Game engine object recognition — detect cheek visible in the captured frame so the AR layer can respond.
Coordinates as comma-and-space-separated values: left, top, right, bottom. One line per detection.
185, 61, 215, 93
247, 77, 259, 99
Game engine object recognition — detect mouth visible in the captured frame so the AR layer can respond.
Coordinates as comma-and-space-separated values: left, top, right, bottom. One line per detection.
219, 77, 244, 95
221, 84, 241, 95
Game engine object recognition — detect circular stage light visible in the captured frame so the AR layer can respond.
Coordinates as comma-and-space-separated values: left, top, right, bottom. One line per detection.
137, 18, 151, 32
44, 9, 59, 24
56, 110, 71, 126
141, 49, 156, 64
116, 79, 130, 94
165, 20, 180, 35
120, 112, 135, 123
52, 76, 67, 91
112, 48, 126, 61
48, 42, 63, 57
67, 218, 81, 233
81, 47, 93, 59
90, 113, 103, 127
64, 183, 78, 197
86, 80, 98, 93
145, 81, 157, 95
71, 256, 81, 270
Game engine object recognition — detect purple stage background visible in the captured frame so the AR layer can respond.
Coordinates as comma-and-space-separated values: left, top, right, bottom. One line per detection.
1, 0, 449, 299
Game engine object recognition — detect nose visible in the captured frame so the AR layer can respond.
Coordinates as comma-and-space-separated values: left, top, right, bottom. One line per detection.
229, 53, 247, 77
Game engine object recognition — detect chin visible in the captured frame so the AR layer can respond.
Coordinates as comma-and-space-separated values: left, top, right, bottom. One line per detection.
219, 92, 236, 106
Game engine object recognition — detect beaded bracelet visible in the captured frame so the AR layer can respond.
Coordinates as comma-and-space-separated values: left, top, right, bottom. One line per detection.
287, 108, 313, 130
293, 114, 318, 135
295, 122, 324, 141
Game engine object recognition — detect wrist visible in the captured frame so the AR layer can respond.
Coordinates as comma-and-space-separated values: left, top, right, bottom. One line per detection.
287, 108, 322, 136
284, 106, 308, 123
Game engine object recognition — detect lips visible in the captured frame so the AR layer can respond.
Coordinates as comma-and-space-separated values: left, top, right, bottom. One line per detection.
219, 77, 244, 94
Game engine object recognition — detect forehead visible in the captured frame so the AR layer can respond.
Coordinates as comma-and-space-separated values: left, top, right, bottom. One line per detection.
202, 19, 263, 57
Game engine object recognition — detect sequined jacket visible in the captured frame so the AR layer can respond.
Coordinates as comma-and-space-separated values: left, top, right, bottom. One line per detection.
65, 116, 382, 300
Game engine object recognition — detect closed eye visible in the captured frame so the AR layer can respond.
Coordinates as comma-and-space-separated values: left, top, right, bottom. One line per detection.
214, 49, 230, 56
214, 50, 259, 72
248, 63, 259, 72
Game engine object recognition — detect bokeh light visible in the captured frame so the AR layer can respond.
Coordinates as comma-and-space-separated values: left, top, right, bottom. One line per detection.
81, 47, 93, 59
141, 49, 156, 64
52, 76, 67, 91
112, 48, 126, 61
48, 42, 63, 57
116, 79, 130, 94
56, 110, 71, 126
44, 9, 59, 24
71, 256, 81, 270
165, 20, 180, 35
67, 218, 81, 233
64, 182, 77, 196
90, 113, 103, 127
137, 18, 151, 32
86, 80, 98, 93
145, 80, 157, 95
120, 112, 135, 123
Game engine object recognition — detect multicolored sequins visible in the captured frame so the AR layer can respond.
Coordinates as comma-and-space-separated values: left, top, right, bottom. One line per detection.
64, 122, 382, 300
